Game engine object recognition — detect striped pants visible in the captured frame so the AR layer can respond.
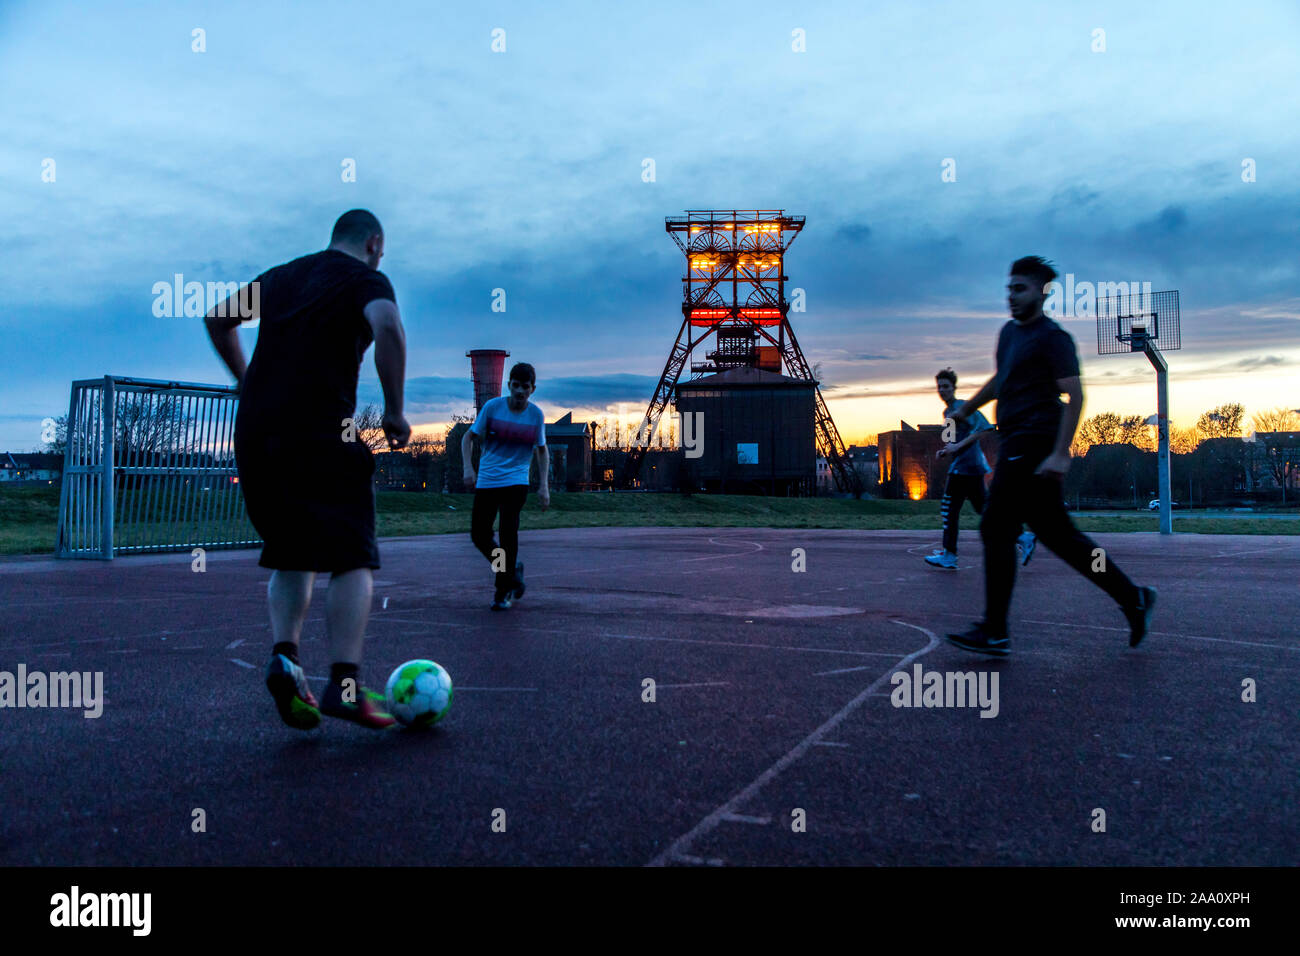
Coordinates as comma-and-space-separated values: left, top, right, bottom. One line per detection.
940, 472, 987, 554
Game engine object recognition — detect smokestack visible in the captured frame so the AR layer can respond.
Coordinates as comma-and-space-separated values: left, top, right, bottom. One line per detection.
467, 349, 510, 416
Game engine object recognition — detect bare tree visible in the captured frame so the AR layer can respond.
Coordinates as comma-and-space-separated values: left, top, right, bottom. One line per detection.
1170, 426, 1201, 455
1118, 414, 1154, 451
353, 403, 387, 452
1250, 407, 1300, 435
115, 394, 198, 465
1197, 403, 1244, 439
660, 414, 676, 450
405, 432, 441, 458
1077, 412, 1123, 450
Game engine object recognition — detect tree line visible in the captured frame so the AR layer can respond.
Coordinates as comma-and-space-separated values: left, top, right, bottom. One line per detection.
1069, 403, 1300, 456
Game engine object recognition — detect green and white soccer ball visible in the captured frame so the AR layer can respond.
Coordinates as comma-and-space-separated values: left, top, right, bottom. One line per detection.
384, 659, 453, 728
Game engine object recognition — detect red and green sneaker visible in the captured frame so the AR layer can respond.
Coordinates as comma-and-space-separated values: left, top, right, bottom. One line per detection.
265, 653, 321, 730
320, 681, 397, 730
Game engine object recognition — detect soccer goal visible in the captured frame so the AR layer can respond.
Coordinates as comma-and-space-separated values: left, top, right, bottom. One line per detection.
56, 376, 260, 559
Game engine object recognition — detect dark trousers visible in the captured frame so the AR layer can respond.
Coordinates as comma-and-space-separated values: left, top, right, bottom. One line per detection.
981, 438, 1139, 635
471, 485, 528, 594
940, 472, 986, 554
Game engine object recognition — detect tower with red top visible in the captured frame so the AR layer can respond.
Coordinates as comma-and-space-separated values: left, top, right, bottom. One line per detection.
622, 210, 861, 494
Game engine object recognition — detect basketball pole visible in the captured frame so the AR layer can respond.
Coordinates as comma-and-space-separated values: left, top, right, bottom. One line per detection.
1144, 342, 1173, 534
1099, 288, 1179, 536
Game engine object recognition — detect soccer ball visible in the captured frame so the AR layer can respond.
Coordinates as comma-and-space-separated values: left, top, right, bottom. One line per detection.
384, 660, 453, 728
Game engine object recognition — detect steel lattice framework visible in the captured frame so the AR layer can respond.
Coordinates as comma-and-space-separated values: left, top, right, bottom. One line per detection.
622, 210, 862, 494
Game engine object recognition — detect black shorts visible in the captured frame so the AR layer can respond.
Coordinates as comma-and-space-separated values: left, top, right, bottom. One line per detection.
234, 423, 380, 573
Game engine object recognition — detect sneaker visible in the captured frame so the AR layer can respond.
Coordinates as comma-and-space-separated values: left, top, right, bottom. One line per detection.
491, 592, 514, 611
512, 561, 525, 600
945, 624, 1010, 657
1017, 531, 1037, 566
265, 653, 321, 730
319, 681, 397, 729
924, 551, 959, 570
1124, 586, 1157, 648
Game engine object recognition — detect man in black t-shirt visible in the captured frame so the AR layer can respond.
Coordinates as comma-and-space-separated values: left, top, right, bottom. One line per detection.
945, 256, 1156, 656
205, 209, 411, 730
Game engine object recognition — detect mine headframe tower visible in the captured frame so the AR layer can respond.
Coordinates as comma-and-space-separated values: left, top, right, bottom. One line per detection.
621, 209, 862, 494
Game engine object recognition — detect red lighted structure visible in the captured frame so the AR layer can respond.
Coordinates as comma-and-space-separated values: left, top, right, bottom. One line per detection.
622, 210, 861, 494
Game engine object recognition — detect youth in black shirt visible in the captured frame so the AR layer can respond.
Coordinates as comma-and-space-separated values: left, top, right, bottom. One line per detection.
945, 256, 1156, 655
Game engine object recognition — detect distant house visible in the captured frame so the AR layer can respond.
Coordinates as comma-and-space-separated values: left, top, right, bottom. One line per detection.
444, 413, 594, 492
374, 449, 439, 491
0, 452, 62, 483
816, 446, 878, 495
544, 412, 594, 491
1245, 431, 1300, 495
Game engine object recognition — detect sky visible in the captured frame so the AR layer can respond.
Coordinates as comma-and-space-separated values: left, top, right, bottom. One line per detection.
2, 0, 1298, 452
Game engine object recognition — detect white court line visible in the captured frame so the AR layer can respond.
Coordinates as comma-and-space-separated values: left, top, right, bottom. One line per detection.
225, 639, 245, 649
229, 658, 255, 669
646, 619, 939, 867
814, 664, 878, 676
0, 637, 117, 653
605, 632, 900, 659
814, 741, 850, 748
1017, 618, 1300, 653
1211, 545, 1300, 558
367, 615, 463, 627
679, 539, 765, 563
720, 813, 771, 825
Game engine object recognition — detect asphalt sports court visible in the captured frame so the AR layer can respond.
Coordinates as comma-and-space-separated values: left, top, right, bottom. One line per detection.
2, 526, 1296, 866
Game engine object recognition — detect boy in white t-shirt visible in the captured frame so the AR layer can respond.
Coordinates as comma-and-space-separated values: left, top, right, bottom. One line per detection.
461, 362, 550, 609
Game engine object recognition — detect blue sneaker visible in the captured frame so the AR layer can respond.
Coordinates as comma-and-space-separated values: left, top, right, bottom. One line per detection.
945, 624, 1010, 657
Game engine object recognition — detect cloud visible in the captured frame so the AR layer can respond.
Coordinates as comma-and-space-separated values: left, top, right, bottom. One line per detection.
538, 374, 660, 408
836, 224, 873, 244
1138, 205, 1188, 234
357, 373, 662, 424
1224, 354, 1286, 370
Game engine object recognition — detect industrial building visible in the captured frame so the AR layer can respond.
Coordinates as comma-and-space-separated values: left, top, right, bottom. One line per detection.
877, 421, 999, 499
674, 366, 816, 495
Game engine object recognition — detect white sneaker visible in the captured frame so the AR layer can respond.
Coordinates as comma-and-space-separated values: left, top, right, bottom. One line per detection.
924, 551, 959, 570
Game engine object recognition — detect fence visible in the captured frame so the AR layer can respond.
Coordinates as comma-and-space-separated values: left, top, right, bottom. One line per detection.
56, 376, 260, 559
